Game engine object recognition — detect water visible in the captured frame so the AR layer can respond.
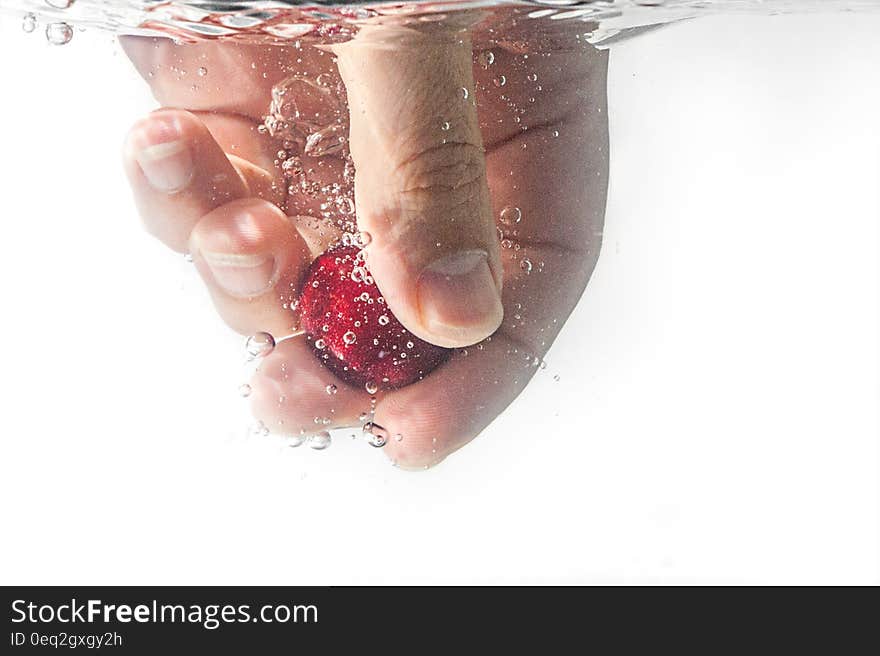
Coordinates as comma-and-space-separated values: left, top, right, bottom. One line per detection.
2, 0, 878, 587
5, 1, 880, 46
2, 0, 879, 471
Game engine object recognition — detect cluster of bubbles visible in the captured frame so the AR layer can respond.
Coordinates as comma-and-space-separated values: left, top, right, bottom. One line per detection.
259, 61, 360, 241
498, 204, 540, 276
258, 63, 380, 338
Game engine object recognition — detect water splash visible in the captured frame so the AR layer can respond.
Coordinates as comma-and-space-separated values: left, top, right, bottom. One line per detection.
5, 0, 873, 50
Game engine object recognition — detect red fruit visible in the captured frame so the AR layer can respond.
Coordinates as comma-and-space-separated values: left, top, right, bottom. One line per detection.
298, 245, 451, 391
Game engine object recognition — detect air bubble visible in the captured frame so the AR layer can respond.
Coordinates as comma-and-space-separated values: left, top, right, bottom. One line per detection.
500, 206, 522, 224
197, 66, 207, 77
493, 75, 507, 88
287, 434, 306, 448
315, 338, 326, 350
460, 87, 469, 100
478, 50, 495, 68
338, 198, 355, 215
307, 431, 332, 450
245, 332, 275, 359
238, 384, 252, 398
378, 315, 390, 326
343, 331, 357, 345
326, 384, 337, 395
22, 13, 36, 32
520, 259, 533, 274
363, 422, 388, 448
441, 121, 451, 131
45, 22, 73, 45
365, 380, 378, 395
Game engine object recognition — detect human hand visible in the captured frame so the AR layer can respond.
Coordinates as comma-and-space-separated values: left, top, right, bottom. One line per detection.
121, 19, 608, 469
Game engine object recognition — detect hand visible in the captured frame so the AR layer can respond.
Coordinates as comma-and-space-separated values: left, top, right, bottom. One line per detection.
121, 19, 609, 469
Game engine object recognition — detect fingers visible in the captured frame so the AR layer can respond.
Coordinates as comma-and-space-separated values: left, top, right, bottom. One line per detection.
249, 338, 371, 436
375, 336, 535, 470
372, 43, 611, 469
477, 41, 609, 251
333, 25, 503, 349
479, 43, 610, 355
247, 329, 535, 471
248, 331, 538, 470
188, 200, 313, 337
120, 36, 298, 119
124, 109, 311, 336
123, 109, 250, 252
120, 36, 611, 471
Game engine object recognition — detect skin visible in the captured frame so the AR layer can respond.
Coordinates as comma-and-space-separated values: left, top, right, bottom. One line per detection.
121, 15, 609, 469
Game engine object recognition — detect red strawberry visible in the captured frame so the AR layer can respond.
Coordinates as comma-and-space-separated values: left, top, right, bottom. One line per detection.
298, 245, 451, 391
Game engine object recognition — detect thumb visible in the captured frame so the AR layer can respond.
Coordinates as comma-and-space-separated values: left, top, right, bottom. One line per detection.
333, 25, 503, 349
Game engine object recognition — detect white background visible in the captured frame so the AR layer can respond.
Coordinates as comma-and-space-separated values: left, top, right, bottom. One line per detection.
0, 11, 877, 584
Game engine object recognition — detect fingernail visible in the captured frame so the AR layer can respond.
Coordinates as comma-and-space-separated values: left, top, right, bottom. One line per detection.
418, 249, 503, 345
129, 118, 194, 193
200, 251, 276, 298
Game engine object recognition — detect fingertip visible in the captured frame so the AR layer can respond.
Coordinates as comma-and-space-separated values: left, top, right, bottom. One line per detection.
363, 239, 504, 350
123, 109, 250, 252
375, 333, 535, 470
416, 249, 504, 348
374, 391, 462, 471
124, 110, 196, 194
189, 198, 304, 301
250, 338, 368, 436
